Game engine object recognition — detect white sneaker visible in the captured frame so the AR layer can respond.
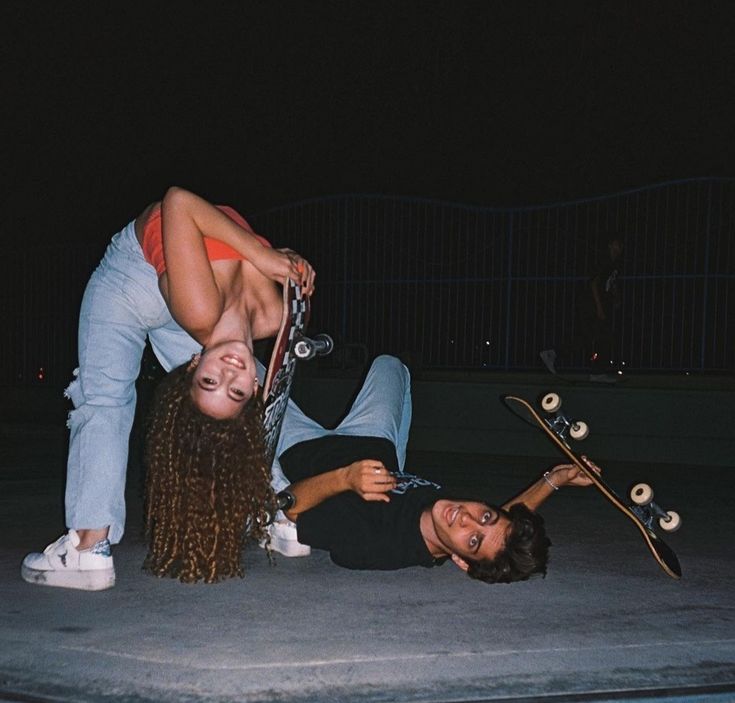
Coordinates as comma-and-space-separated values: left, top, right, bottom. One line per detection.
261, 518, 311, 557
21, 530, 116, 591
539, 349, 557, 374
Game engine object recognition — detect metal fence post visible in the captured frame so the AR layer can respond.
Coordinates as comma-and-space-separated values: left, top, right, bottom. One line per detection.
504, 211, 514, 371
341, 197, 350, 346
700, 182, 713, 371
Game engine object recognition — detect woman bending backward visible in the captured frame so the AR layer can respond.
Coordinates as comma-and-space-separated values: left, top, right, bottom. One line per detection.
142, 188, 314, 583
21, 187, 314, 589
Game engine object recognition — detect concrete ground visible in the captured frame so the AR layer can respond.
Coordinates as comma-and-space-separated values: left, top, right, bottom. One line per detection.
1, 382, 734, 702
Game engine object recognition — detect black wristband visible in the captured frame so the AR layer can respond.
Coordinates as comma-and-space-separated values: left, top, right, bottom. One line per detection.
276, 489, 296, 511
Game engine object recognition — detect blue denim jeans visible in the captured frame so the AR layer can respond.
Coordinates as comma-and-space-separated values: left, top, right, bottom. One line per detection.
64, 221, 201, 544
270, 355, 413, 491
64, 221, 411, 542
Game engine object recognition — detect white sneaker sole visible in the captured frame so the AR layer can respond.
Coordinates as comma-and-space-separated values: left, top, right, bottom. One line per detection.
261, 536, 311, 558
21, 564, 116, 591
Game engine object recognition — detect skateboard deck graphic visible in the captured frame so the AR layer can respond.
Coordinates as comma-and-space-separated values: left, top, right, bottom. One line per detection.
262, 278, 332, 466
503, 393, 682, 579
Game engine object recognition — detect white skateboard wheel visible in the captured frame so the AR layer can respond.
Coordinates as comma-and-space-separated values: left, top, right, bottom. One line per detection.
541, 392, 561, 413
294, 340, 314, 360
659, 510, 682, 533
569, 421, 589, 440
630, 482, 654, 505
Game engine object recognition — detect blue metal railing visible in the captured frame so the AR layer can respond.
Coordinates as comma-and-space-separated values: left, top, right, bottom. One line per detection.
1, 178, 733, 386
249, 178, 734, 373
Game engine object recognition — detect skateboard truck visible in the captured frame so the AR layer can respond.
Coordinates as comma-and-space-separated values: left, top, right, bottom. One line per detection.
540, 392, 589, 443
629, 482, 682, 533
294, 333, 334, 361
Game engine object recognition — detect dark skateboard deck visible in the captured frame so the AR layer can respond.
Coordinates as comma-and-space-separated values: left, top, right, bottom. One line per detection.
503, 393, 682, 579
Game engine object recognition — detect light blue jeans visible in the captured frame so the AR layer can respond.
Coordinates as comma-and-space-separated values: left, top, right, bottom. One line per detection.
270, 355, 413, 491
64, 221, 410, 542
64, 221, 201, 544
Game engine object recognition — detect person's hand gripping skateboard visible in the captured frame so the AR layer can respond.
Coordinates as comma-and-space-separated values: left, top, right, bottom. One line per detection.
545, 456, 602, 489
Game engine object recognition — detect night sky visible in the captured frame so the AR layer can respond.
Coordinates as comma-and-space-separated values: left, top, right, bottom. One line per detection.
4, 2, 735, 247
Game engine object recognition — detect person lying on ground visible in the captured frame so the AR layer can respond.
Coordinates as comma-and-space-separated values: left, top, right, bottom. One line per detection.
267, 355, 595, 583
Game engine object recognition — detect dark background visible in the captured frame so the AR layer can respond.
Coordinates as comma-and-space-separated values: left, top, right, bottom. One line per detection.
4, 1, 735, 248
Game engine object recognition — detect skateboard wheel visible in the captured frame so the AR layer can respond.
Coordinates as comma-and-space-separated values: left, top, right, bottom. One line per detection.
630, 482, 654, 505
659, 510, 682, 533
569, 421, 589, 440
541, 392, 561, 413
294, 339, 315, 360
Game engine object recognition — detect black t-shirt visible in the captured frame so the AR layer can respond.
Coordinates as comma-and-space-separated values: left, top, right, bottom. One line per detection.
279, 435, 445, 570
590, 256, 621, 305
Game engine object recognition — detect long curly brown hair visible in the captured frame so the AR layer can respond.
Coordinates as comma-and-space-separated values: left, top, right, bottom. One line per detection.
143, 363, 274, 584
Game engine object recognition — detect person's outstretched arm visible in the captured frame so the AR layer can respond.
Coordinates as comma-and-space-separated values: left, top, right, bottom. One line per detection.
503, 460, 598, 512
283, 460, 397, 521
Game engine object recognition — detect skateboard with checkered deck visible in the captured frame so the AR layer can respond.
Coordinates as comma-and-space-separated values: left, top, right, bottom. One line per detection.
503, 392, 682, 579
262, 277, 332, 465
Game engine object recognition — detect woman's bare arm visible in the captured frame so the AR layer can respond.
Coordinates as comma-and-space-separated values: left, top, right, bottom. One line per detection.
163, 186, 314, 290
160, 188, 230, 339
159, 186, 317, 340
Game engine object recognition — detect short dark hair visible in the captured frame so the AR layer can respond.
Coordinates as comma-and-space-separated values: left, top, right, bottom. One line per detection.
465, 504, 551, 584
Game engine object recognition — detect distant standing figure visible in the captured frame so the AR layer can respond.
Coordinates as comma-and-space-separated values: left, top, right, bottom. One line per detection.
540, 236, 624, 383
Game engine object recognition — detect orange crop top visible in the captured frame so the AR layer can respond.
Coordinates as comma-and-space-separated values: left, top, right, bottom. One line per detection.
141, 205, 271, 275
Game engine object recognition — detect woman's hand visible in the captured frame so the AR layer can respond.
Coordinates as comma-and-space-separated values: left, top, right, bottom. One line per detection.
252, 247, 316, 296
547, 456, 602, 488
342, 460, 397, 502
